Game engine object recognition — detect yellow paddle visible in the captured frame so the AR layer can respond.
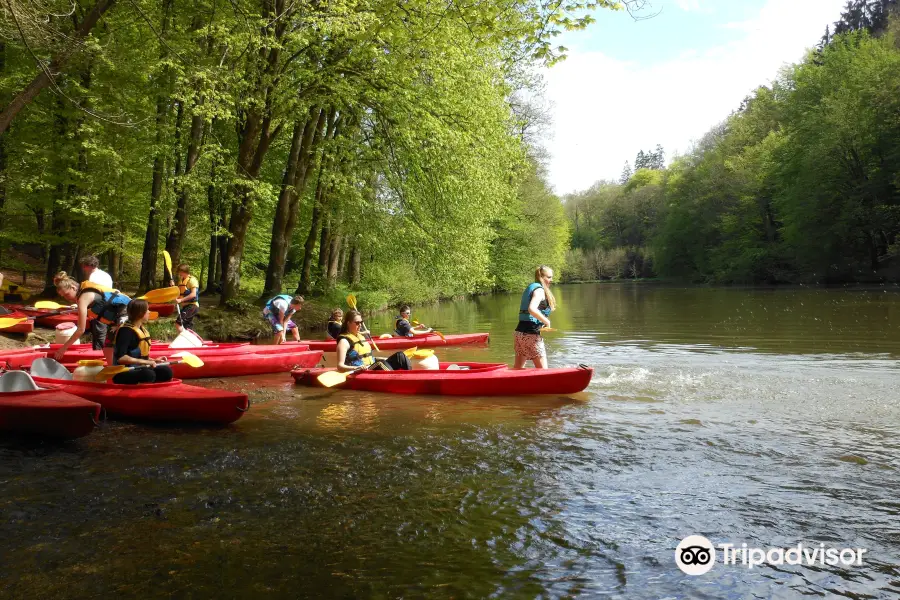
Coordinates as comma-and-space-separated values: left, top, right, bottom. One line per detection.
412, 320, 446, 341
31, 302, 158, 321
346, 293, 380, 352
34, 300, 75, 310
137, 286, 180, 303
403, 347, 435, 359
93, 351, 204, 381
0, 317, 28, 329
316, 359, 380, 388
162, 251, 182, 321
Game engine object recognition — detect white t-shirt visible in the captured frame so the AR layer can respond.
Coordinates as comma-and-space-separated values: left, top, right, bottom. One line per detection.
89, 268, 113, 289
270, 297, 289, 314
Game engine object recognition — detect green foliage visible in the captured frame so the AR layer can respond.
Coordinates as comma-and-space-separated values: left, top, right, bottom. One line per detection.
565, 22, 900, 284
0, 0, 602, 302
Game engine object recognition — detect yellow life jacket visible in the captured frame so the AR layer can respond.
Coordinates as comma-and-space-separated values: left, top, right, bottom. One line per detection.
178, 275, 200, 307
114, 322, 152, 364
338, 332, 374, 367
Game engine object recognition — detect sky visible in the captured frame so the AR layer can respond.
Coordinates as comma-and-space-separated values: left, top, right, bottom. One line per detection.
542, 0, 849, 194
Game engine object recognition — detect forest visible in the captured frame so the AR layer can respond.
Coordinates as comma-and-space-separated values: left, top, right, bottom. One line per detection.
565, 0, 900, 284
0, 0, 594, 307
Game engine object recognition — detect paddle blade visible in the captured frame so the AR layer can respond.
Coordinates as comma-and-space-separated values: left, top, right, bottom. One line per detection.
0, 317, 27, 329
402, 347, 419, 358
432, 330, 446, 341
177, 352, 204, 368
95, 365, 130, 380
346, 294, 357, 310
317, 370, 349, 388
163, 250, 173, 275
34, 300, 65, 309
138, 286, 180, 303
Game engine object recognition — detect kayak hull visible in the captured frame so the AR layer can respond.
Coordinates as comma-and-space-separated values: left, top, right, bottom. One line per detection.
0, 386, 100, 438
0, 311, 35, 334
56, 349, 323, 379
149, 303, 176, 317
4, 305, 77, 327
292, 364, 593, 396
294, 332, 490, 352
31, 376, 250, 424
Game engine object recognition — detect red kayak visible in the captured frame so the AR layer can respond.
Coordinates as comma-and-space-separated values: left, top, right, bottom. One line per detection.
0, 348, 40, 369
0, 382, 100, 438
295, 332, 490, 352
56, 349, 323, 379
31, 375, 249, 424
0, 311, 35, 334
292, 364, 593, 396
49, 342, 303, 361
149, 303, 176, 317
4, 305, 77, 327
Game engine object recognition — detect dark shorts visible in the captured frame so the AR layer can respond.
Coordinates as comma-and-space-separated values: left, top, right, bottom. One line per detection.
176, 304, 199, 329
90, 319, 108, 351
112, 364, 174, 385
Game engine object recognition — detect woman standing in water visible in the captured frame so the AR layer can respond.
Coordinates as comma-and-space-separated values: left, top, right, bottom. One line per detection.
513, 265, 556, 369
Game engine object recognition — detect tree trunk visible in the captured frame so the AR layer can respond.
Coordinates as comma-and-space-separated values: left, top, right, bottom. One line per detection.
298, 162, 329, 295
327, 233, 342, 283
349, 243, 360, 286
338, 239, 348, 280
318, 211, 332, 271
165, 104, 205, 265
206, 160, 221, 293
297, 110, 339, 294
138, 1, 174, 292
0, 0, 116, 134
262, 118, 307, 297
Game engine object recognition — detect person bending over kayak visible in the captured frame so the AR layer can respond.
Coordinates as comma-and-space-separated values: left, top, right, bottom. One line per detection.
337, 310, 411, 372
112, 299, 174, 385
263, 294, 303, 344
513, 265, 556, 370
173, 263, 200, 333
394, 305, 432, 337
79, 255, 114, 350
52, 272, 131, 364
326, 308, 343, 340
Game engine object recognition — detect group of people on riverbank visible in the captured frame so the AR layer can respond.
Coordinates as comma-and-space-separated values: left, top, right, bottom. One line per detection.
259, 264, 558, 372
4, 260, 557, 382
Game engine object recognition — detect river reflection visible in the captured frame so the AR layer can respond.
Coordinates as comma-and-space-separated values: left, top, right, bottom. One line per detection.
1, 283, 899, 598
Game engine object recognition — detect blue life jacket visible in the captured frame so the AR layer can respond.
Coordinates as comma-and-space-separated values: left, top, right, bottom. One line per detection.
78, 282, 131, 325
518, 282, 551, 326
265, 294, 295, 315
394, 316, 413, 337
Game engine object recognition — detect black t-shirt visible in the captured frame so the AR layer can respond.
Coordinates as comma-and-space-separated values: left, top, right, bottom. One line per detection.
327, 321, 341, 340
114, 327, 143, 364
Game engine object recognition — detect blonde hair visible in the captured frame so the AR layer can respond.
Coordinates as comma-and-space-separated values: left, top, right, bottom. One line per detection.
535, 265, 557, 311
53, 271, 79, 293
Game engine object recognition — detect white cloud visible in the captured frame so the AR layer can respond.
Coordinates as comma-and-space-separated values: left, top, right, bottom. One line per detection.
542, 0, 846, 194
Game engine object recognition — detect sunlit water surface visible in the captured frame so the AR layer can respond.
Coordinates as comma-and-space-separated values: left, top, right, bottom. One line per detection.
1, 284, 899, 598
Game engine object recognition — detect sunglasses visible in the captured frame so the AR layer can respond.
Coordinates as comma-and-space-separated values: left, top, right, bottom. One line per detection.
352, 320, 363, 325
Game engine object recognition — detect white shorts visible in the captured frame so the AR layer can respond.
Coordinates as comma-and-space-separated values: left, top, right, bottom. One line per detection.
514, 331, 546, 362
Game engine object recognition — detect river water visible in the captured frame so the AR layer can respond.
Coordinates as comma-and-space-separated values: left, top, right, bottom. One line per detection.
1, 283, 899, 598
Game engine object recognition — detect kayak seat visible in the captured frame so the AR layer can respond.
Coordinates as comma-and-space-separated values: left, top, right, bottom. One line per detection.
0, 371, 41, 392
30, 358, 74, 380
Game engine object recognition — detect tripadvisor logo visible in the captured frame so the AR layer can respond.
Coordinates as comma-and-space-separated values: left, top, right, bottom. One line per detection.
675, 535, 715, 575
675, 535, 868, 575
